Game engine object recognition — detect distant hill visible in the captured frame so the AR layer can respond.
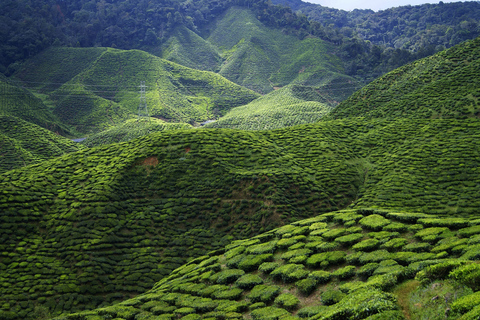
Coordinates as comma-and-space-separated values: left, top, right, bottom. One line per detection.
13, 47, 260, 134
0, 115, 85, 173
327, 36, 480, 120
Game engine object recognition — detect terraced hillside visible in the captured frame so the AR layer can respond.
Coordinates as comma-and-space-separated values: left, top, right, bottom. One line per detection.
12, 47, 260, 134
204, 85, 333, 130
50, 208, 480, 320
0, 115, 85, 174
80, 118, 193, 148
0, 74, 66, 133
327, 36, 480, 120
207, 7, 360, 96
1, 117, 479, 318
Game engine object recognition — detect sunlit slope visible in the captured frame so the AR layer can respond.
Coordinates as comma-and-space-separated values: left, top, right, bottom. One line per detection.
13, 47, 260, 134
1, 118, 480, 318
160, 26, 222, 72
0, 115, 86, 173
81, 118, 193, 147
50, 208, 480, 320
204, 85, 333, 130
207, 7, 360, 96
0, 74, 66, 133
328, 36, 480, 120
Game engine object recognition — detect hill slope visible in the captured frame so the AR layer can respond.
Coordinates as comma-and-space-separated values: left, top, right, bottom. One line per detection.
48, 207, 480, 320
13, 47, 260, 134
1, 117, 480, 318
204, 85, 333, 130
0, 115, 86, 174
327, 36, 480, 120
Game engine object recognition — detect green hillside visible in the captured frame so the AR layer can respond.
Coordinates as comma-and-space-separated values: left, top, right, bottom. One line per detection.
207, 7, 360, 96
12, 47, 260, 134
0, 74, 67, 133
81, 118, 193, 148
204, 85, 333, 130
49, 208, 480, 320
1, 116, 479, 318
0, 115, 85, 174
327, 36, 480, 120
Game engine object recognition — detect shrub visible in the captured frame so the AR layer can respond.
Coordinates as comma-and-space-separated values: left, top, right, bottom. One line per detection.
449, 263, 480, 290
359, 215, 390, 231
383, 223, 407, 232
309, 270, 332, 284
332, 265, 356, 280
367, 231, 400, 243
251, 306, 289, 320
460, 244, 480, 261
235, 274, 264, 289
451, 291, 480, 313
211, 287, 244, 300
258, 262, 279, 274
418, 218, 469, 229
249, 302, 266, 311
357, 263, 379, 279
248, 285, 281, 303
363, 310, 404, 320
216, 269, 245, 284
238, 254, 273, 272
247, 241, 278, 255
297, 305, 327, 318
309, 222, 328, 231
430, 237, 467, 254
352, 239, 379, 252
321, 290, 346, 305
382, 238, 408, 251
322, 228, 346, 241
295, 278, 317, 295
415, 260, 470, 285
274, 293, 300, 311
458, 305, 480, 320
315, 242, 340, 252
334, 233, 363, 246
281, 249, 312, 261
415, 227, 450, 242
403, 242, 431, 252
306, 251, 346, 268
271, 264, 308, 283
359, 250, 390, 264
345, 251, 363, 265
389, 251, 417, 266
386, 212, 429, 223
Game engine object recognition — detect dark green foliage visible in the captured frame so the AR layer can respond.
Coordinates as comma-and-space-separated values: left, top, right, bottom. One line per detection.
297, 305, 327, 318
458, 225, 480, 238
295, 278, 318, 296
415, 260, 471, 285
270, 264, 309, 283
357, 263, 379, 279
215, 269, 245, 284
449, 263, 480, 291
352, 239, 380, 252
258, 262, 280, 274
451, 291, 480, 314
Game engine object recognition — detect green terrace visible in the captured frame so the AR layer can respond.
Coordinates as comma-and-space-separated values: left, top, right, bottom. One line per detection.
42, 208, 480, 320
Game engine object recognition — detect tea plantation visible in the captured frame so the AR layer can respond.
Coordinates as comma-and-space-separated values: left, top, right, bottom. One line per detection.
45, 208, 480, 320
0, 116, 479, 318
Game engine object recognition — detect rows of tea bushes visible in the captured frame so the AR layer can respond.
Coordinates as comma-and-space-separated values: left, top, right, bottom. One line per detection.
80, 118, 192, 147
0, 74, 66, 133
0, 123, 361, 318
327, 36, 480, 120
12, 47, 260, 135
47, 208, 480, 320
0, 117, 479, 318
204, 85, 333, 130
0, 115, 85, 173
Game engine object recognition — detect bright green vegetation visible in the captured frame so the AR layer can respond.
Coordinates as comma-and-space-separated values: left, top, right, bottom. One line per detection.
13, 47, 260, 134
1, 114, 480, 318
328, 36, 480, 120
32, 208, 480, 320
204, 85, 333, 130
80, 118, 192, 148
208, 7, 359, 96
0, 115, 85, 173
